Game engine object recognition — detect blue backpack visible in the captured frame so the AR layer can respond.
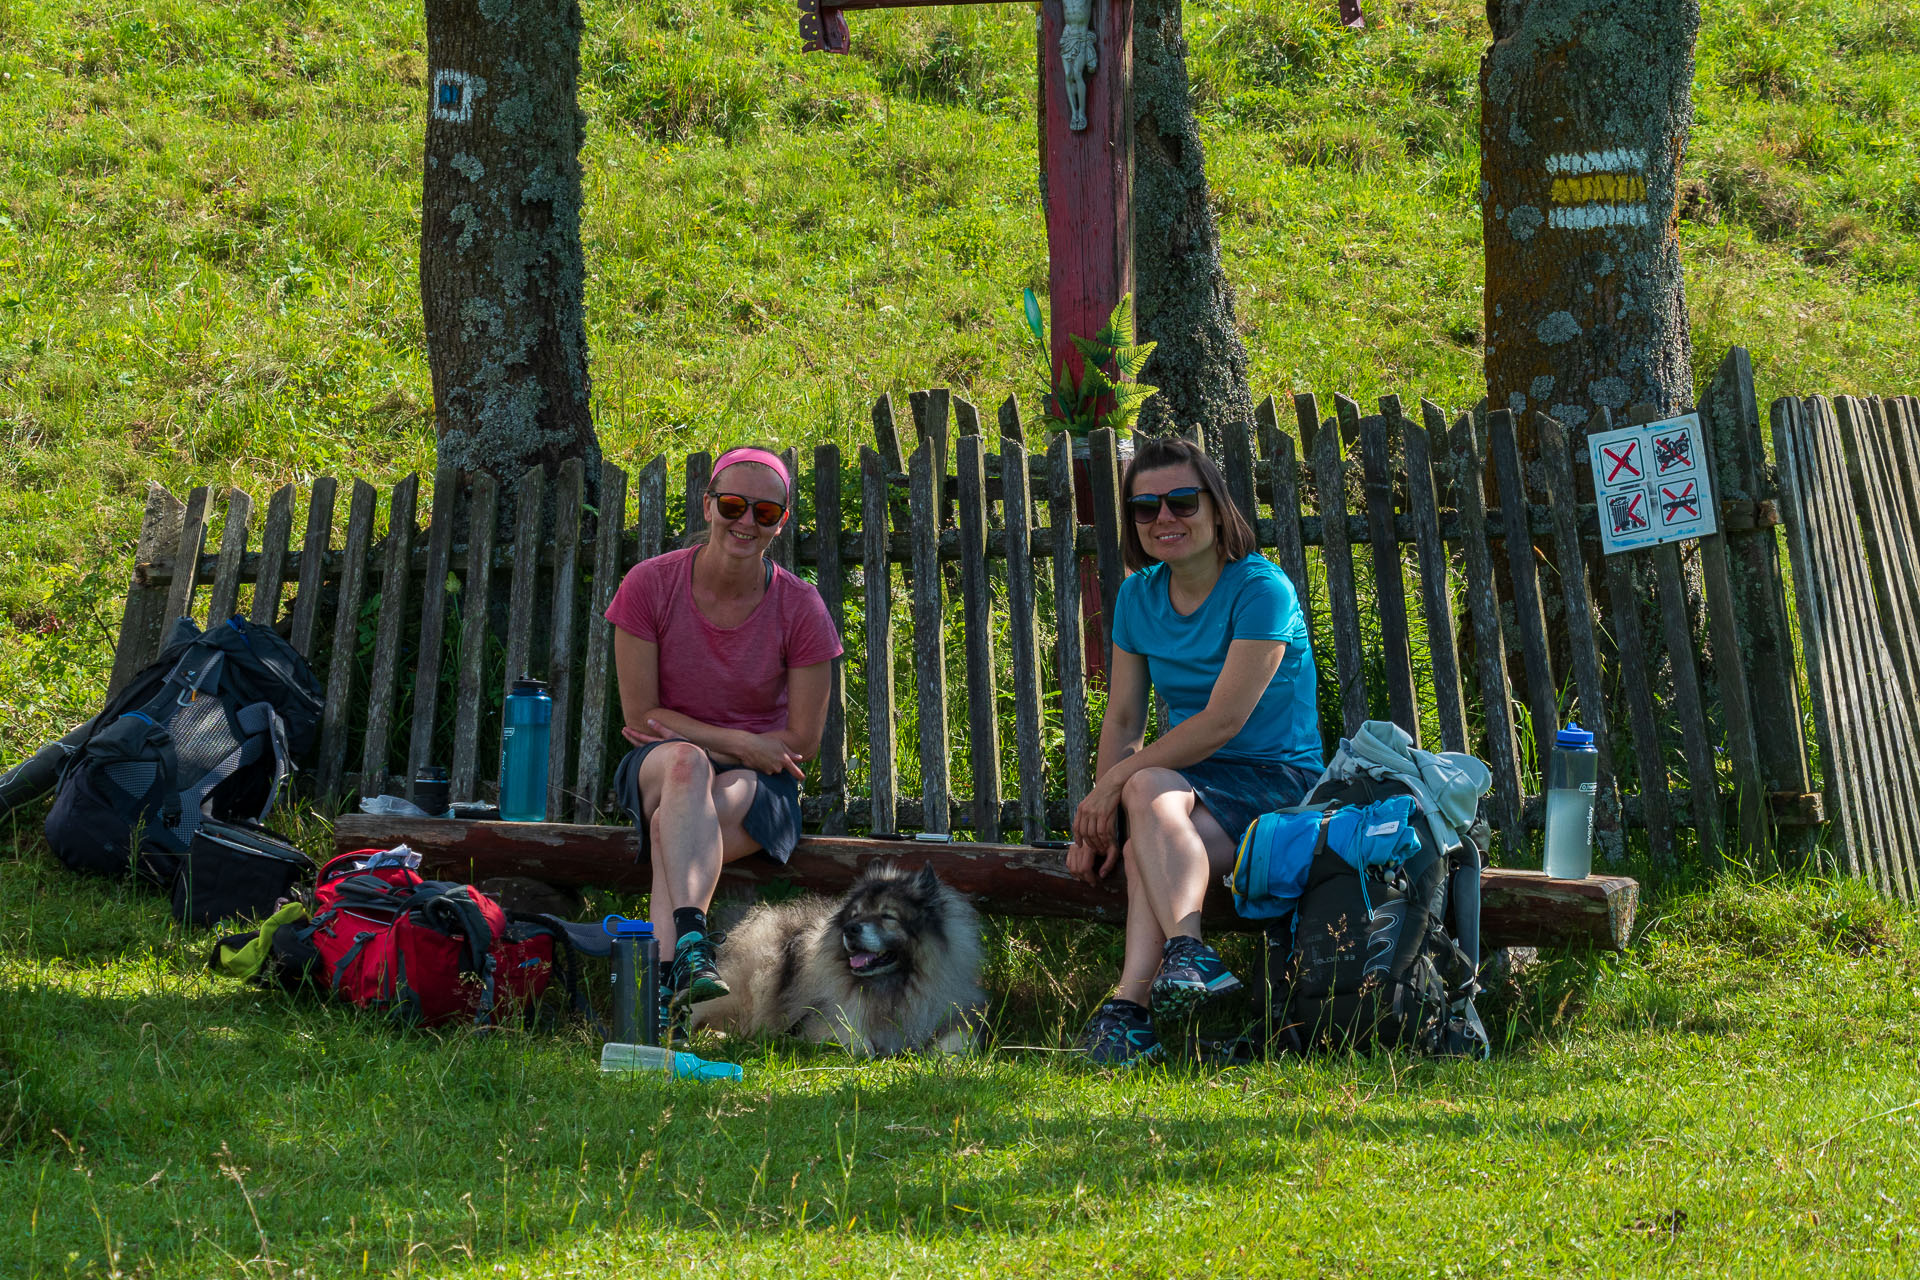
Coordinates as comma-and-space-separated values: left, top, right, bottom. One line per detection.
1232, 776, 1488, 1058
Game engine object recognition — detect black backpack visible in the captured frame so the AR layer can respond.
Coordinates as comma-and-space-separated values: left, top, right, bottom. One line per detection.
1263, 774, 1490, 1059
45, 616, 324, 886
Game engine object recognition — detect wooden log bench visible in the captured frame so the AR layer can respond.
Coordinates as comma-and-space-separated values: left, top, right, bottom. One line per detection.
101, 359, 1843, 951
333, 816, 1641, 952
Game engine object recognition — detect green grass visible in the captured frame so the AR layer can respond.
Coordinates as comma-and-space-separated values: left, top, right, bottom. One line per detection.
2, 0, 1919, 755
3, 830, 1918, 1278
3, 1, 1919, 1272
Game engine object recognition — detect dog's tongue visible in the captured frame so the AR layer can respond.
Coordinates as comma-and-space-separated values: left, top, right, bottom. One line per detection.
847, 951, 879, 971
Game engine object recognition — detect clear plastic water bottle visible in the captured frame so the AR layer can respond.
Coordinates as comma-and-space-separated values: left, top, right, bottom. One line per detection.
599, 1042, 743, 1082
498, 677, 552, 822
1543, 722, 1600, 880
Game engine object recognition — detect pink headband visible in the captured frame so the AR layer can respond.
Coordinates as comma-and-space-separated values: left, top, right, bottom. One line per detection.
710, 447, 790, 498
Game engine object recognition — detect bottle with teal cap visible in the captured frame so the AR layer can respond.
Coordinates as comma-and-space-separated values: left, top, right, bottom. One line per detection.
498, 676, 551, 822
1543, 721, 1599, 880
599, 1042, 744, 1082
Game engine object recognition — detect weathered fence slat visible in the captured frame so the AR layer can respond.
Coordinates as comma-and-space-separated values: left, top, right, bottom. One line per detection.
768, 446, 801, 575
1693, 440, 1768, 858
1488, 410, 1557, 747
502, 466, 545, 696
574, 463, 629, 823
1704, 350, 1808, 802
1449, 414, 1524, 854
450, 476, 499, 805
1001, 436, 1048, 843
910, 389, 951, 526
1312, 410, 1367, 738
1835, 396, 1920, 693
1603, 552, 1676, 870
1087, 427, 1126, 674
683, 452, 710, 545
406, 465, 460, 802
1222, 417, 1258, 529
997, 394, 1021, 443
251, 484, 295, 628
318, 479, 377, 800
1359, 412, 1417, 738
1791, 395, 1899, 890
860, 447, 898, 835
110, 483, 186, 696
545, 458, 585, 821
872, 393, 907, 474
163, 486, 212, 626
1420, 399, 1457, 511
955, 395, 981, 438
288, 477, 337, 661
636, 456, 667, 564
1773, 397, 1867, 881
908, 441, 951, 836
1534, 413, 1623, 862
1650, 541, 1723, 865
1267, 430, 1311, 614
1870, 396, 1920, 667
811, 445, 850, 834
956, 434, 1002, 841
360, 473, 419, 800
1293, 392, 1320, 462
1049, 433, 1093, 812
206, 487, 254, 623
1809, 396, 1920, 897
1402, 417, 1466, 754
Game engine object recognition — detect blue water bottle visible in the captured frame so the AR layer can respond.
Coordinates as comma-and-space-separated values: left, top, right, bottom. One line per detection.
499, 676, 552, 822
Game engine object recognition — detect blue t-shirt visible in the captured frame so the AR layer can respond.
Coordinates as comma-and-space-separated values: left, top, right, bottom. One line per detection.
1109, 554, 1322, 771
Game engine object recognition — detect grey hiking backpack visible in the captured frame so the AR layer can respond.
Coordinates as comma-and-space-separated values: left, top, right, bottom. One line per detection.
44, 616, 323, 886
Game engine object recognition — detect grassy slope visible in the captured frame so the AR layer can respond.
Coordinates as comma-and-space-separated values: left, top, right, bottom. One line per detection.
3, 854, 1919, 1279
0, 0, 1917, 750
2, 3, 1920, 1275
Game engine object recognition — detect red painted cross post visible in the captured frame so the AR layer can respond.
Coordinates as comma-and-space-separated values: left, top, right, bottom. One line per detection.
797, 0, 1132, 391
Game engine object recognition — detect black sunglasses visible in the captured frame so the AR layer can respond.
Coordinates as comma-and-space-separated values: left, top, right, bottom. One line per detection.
1127, 486, 1204, 524
708, 491, 787, 528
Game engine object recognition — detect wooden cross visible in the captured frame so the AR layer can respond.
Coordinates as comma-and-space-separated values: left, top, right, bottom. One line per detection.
797, 0, 1133, 388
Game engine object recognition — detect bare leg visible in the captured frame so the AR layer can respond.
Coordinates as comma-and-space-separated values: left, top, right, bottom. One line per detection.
1111, 767, 1235, 1000
638, 744, 762, 953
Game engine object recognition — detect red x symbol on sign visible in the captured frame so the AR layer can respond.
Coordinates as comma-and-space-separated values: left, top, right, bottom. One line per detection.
1662, 481, 1699, 521
1610, 491, 1647, 532
1603, 442, 1641, 483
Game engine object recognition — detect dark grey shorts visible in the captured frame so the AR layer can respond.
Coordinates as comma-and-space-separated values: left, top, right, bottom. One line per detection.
1174, 757, 1321, 845
612, 742, 803, 865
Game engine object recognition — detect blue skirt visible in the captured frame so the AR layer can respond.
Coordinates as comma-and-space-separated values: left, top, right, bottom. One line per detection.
1176, 757, 1321, 845
612, 742, 803, 865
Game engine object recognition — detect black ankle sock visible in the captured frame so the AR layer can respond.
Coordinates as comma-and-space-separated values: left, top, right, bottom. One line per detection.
672, 907, 708, 943
1106, 997, 1150, 1020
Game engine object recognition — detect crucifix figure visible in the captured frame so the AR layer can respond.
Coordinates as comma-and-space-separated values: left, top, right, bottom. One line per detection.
1059, 0, 1096, 132
796, 0, 1132, 391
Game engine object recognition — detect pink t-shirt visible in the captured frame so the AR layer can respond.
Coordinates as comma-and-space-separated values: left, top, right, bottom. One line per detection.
604, 546, 844, 734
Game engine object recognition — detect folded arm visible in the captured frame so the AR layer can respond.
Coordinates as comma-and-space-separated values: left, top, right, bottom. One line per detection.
613, 628, 832, 778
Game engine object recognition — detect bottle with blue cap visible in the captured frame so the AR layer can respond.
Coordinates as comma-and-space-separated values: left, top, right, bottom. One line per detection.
603, 914, 660, 1047
1543, 721, 1599, 880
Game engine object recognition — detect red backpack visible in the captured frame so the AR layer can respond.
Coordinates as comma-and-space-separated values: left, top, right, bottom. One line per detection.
284, 849, 559, 1026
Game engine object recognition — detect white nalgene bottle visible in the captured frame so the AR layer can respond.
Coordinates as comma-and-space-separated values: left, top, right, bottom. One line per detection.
1543, 722, 1599, 880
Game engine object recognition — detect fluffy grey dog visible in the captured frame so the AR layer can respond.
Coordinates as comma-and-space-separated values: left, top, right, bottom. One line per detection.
688, 863, 984, 1056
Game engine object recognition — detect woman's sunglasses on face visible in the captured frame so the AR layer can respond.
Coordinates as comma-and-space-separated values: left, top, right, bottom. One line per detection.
1128, 486, 1204, 524
709, 491, 787, 527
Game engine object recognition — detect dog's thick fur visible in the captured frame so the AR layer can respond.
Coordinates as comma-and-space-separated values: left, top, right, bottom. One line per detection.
688, 863, 984, 1056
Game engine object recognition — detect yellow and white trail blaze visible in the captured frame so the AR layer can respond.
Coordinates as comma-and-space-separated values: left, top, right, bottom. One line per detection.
1544, 149, 1651, 229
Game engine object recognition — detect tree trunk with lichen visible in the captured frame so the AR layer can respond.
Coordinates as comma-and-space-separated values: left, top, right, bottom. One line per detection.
1129, 0, 1253, 446
1481, 0, 1699, 444
421, 0, 599, 502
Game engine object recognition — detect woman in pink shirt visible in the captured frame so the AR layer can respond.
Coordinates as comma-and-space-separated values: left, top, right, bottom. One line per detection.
605, 447, 843, 1023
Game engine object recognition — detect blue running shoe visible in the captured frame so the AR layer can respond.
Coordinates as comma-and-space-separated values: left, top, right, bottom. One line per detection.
1150, 936, 1243, 1020
668, 931, 730, 1010
1075, 999, 1162, 1066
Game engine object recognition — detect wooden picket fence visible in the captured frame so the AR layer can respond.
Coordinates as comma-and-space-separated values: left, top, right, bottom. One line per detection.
1773, 393, 1920, 901
110, 347, 1841, 888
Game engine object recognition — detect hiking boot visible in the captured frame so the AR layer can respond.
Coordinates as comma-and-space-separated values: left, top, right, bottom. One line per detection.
1074, 999, 1162, 1066
668, 931, 729, 1009
1150, 936, 1243, 1020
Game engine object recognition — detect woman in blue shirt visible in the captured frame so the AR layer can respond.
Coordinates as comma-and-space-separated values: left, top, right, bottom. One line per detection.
1066, 435, 1323, 1065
